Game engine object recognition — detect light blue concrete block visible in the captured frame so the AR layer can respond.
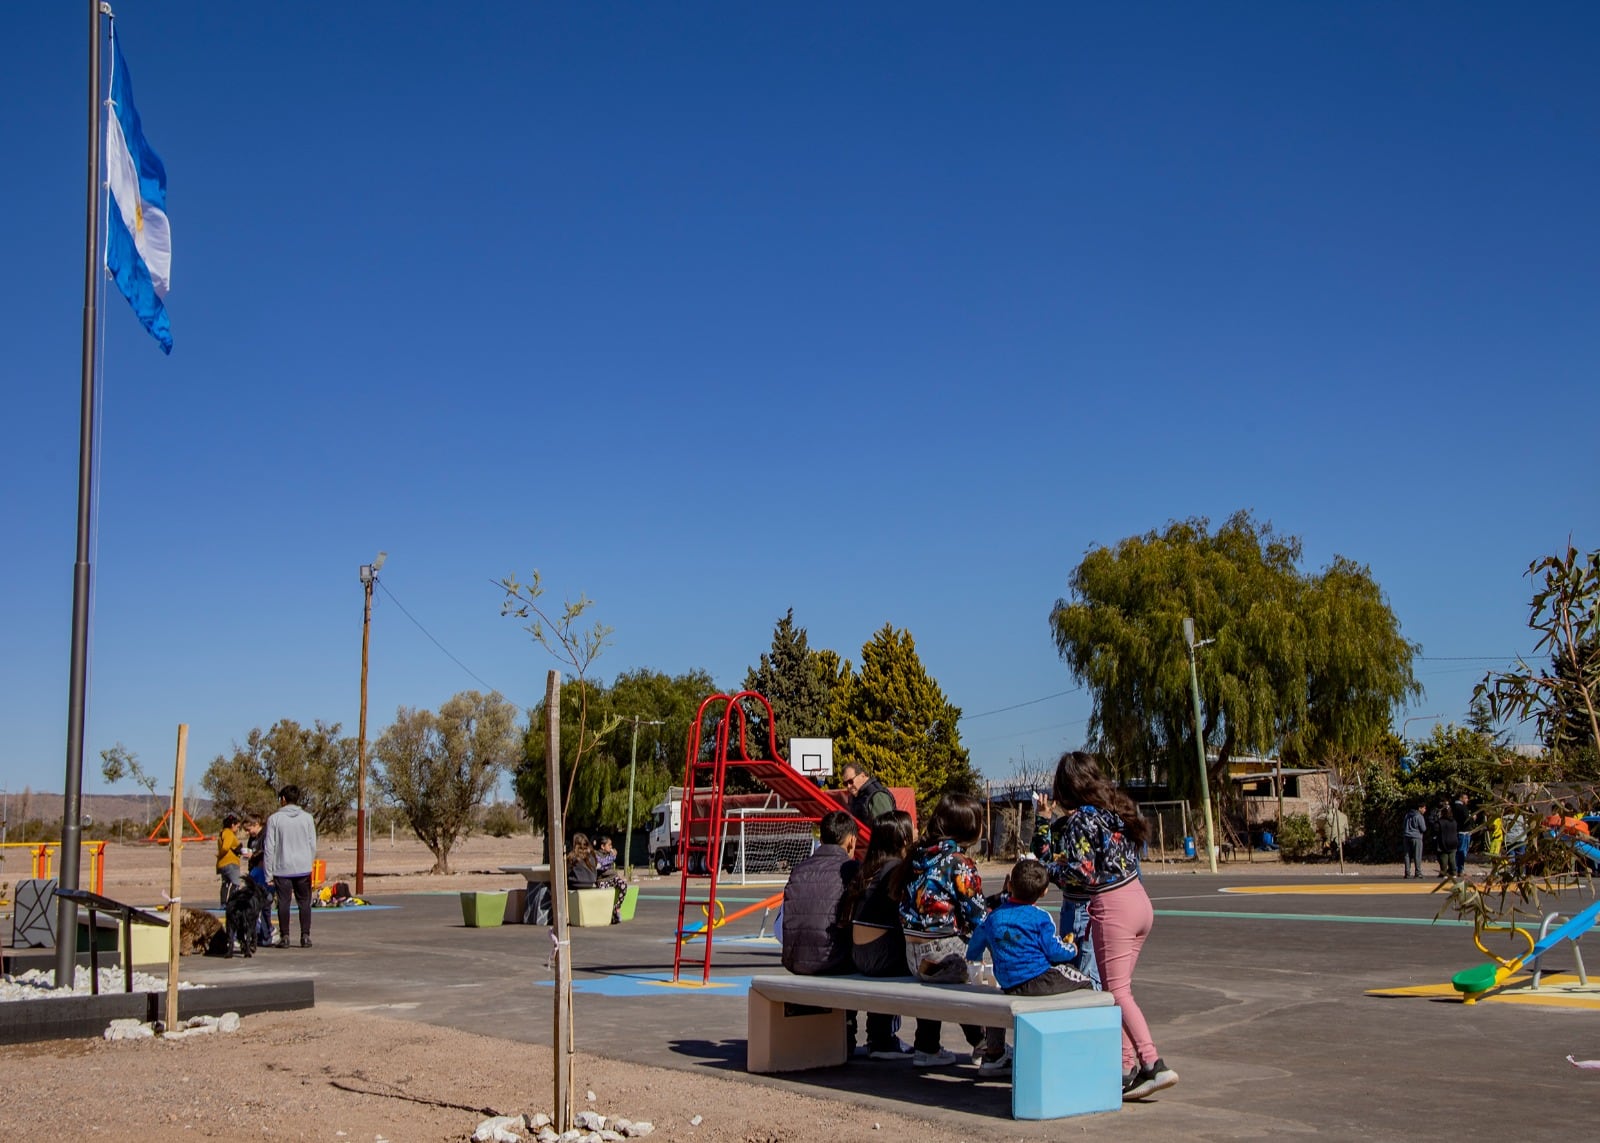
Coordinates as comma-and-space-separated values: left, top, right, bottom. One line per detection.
1012, 1005, 1123, 1119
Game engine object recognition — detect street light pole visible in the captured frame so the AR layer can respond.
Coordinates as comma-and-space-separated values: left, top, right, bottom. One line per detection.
623, 716, 665, 877
356, 552, 386, 896
1183, 618, 1220, 874
1400, 714, 1442, 743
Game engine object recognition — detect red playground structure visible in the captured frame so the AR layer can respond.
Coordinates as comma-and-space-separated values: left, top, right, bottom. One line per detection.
671, 691, 855, 984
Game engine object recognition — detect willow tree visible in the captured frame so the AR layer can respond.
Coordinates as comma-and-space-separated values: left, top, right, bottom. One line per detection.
516, 668, 717, 834
831, 624, 977, 814
1049, 512, 1420, 827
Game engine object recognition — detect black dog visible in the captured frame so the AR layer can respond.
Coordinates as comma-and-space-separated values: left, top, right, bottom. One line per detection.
224, 879, 273, 958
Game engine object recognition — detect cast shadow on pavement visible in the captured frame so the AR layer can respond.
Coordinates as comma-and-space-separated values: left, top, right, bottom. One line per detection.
666, 1039, 1018, 1120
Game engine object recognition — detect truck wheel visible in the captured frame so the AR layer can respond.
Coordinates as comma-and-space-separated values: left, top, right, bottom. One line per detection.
654, 851, 674, 875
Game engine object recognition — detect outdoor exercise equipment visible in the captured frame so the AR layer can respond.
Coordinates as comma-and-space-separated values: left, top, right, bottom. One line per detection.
676, 891, 783, 942
1452, 834, 1600, 1003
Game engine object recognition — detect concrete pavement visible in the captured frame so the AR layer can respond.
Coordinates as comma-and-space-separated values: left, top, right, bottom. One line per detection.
176, 869, 1600, 1140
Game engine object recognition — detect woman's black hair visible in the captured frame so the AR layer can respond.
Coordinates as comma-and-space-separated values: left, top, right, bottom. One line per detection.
222, 813, 240, 829
920, 792, 985, 848
1050, 751, 1148, 846
838, 810, 914, 923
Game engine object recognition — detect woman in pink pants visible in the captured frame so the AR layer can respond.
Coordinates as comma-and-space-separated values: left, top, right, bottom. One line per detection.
1046, 751, 1179, 1100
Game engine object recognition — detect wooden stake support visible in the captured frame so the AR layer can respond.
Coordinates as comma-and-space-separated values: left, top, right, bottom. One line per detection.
165, 724, 188, 1032
545, 670, 571, 1133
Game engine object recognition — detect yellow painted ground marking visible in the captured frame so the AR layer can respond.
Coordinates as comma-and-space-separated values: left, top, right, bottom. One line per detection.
645, 979, 739, 990
1366, 973, 1600, 1010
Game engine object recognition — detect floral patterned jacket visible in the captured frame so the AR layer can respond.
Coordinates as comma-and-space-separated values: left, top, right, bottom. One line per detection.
1046, 805, 1140, 897
898, 839, 990, 939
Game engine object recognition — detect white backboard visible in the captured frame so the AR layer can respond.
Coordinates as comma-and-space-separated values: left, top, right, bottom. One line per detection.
788, 737, 834, 777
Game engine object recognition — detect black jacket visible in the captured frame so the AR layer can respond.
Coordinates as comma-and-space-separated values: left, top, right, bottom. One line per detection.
849, 777, 896, 826
781, 844, 858, 975
568, 859, 598, 889
1432, 808, 1459, 850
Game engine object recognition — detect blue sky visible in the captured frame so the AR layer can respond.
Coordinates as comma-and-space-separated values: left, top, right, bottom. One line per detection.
3, 3, 1594, 802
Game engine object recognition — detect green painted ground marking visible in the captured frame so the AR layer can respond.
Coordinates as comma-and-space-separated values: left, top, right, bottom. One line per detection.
639, 892, 772, 905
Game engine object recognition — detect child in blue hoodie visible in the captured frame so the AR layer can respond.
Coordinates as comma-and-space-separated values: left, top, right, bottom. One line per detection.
967, 860, 1094, 996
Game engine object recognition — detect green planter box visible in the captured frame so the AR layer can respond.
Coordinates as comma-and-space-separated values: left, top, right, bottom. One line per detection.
460, 891, 508, 928
617, 884, 640, 923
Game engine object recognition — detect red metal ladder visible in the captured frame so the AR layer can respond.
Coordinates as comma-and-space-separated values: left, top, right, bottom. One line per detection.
670, 691, 855, 983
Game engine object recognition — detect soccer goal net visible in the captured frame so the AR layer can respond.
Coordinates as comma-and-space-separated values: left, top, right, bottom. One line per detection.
718, 808, 815, 885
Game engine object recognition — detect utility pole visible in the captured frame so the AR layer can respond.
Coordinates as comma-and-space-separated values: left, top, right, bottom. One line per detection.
623, 716, 664, 876
356, 552, 386, 896
1182, 618, 1220, 874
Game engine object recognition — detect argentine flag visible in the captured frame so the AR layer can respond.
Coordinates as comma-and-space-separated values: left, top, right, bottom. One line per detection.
105, 36, 172, 354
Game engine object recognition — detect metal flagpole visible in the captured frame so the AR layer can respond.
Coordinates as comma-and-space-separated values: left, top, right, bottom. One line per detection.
55, 0, 109, 991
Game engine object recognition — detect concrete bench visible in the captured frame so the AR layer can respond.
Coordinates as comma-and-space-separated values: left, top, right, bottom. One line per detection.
746, 973, 1121, 1119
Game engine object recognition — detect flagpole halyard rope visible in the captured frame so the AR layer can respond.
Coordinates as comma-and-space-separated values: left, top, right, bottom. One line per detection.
88, 11, 117, 759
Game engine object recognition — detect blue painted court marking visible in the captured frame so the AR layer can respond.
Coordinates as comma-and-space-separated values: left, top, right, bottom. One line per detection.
532, 973, 755, 998
1156, 908, 1482, 928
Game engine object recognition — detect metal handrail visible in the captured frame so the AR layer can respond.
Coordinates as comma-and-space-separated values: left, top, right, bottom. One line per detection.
1532, 910, 1590, 990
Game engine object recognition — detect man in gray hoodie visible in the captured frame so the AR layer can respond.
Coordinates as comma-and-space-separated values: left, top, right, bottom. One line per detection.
264, 785, 318, 948
1401, 800, 1427, 879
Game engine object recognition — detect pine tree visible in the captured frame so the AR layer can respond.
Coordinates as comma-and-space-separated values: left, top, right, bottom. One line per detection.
832, 624, 978, 814
744, 609, 837, 757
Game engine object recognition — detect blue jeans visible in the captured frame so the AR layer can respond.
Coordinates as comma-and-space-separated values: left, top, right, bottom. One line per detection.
1059, 897, 1102, 989
1456, 833, 1469, 875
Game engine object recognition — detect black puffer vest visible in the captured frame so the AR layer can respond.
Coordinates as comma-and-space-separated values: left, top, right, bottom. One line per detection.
780, 844, 858, 975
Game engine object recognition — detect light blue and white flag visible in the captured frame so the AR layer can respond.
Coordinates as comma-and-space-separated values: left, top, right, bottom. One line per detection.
105, 35, 172, 354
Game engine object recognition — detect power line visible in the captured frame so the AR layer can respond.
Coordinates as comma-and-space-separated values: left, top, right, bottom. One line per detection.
375, 580, 506, 698
969, 716, 1091, 746
960, 687, 1083, 721
1417, 655, 1528, 661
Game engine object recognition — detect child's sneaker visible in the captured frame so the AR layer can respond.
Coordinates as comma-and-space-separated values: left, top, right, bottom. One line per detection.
1125, 1057, 1179, 1099
867, 1039, 913, 1060
912, 1048, 959, 1067
1122, 1067, 1142, 1099
977, 1046, 1014, 1077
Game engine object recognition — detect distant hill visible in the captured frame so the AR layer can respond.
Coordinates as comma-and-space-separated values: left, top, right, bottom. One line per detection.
2, 791, 213, 828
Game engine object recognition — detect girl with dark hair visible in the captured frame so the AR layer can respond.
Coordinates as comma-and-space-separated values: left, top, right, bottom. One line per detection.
896, 793, 1010, 1074
841, 810, 915, 974
838, 810, 919, 1058
1047, 751, 1177, 1100
567, 832, 628, 922
566, 833, 598, 889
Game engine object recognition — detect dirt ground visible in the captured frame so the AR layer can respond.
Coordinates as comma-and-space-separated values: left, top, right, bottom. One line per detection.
0, 1006, 945, 1142
14, 833, 567, 907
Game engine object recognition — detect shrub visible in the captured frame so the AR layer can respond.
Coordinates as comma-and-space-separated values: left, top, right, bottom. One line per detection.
1277, 813, 1320, 861
483, 802, 522, 839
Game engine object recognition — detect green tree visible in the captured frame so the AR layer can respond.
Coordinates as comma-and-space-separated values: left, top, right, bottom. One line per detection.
832, 624, 978, 814
200, 719, 357, 833
743, 608, 839, 758
1453, 543, 1600, 928
1049, 512, 1420, 806
1477, 545, 1599, 785
516, 668, 716, 839
372, 690, 521, 874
